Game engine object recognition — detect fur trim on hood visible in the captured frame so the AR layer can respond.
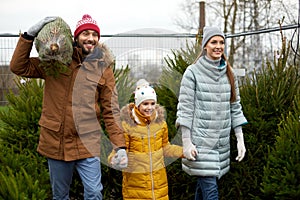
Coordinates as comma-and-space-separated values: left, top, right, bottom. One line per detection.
97, 43, 115, 67
75, 42, 115, 67
120, 103, 166, 126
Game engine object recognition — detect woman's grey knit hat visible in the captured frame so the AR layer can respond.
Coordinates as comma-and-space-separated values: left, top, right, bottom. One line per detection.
201, 26, 225, 49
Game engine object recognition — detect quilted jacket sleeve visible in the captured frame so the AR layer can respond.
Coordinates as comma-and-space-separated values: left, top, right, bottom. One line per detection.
161, 122, 183, 158
176, 67, 196, 129
230, 74, 248, 128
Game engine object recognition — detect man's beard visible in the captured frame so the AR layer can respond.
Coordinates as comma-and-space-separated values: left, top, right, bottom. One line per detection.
82, 47, 93, 55
77, 42, 96, 56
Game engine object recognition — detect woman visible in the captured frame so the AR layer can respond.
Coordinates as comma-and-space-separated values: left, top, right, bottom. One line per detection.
110, 79, 183, 200
176, 26, 248, 200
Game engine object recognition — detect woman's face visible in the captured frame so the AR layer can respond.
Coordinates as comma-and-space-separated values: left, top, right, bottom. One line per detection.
204, 36, 224, 60
138, 99, 156, 117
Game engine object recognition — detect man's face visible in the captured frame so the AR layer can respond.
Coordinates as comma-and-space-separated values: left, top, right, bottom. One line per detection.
76, 30, 99, 55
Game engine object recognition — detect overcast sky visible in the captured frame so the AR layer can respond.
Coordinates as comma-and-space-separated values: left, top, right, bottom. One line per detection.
0, 0, 185, 35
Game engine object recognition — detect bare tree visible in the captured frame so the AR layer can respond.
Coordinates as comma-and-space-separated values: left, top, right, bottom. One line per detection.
174, 0, 297, 71
173, 0, 199, 33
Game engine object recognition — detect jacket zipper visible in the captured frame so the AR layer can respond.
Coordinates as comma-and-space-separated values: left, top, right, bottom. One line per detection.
147, 124, 155, 200
141, 135, 144, 152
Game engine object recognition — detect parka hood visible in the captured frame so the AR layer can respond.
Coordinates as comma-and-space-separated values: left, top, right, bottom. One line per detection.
120, 103, 166, 126
74, 42, 115, 67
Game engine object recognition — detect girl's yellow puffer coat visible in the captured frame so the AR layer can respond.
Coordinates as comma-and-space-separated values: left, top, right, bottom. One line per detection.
115, 103, 183, 200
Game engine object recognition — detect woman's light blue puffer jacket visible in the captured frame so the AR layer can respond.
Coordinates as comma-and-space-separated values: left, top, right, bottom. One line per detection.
176, 56, 247, 179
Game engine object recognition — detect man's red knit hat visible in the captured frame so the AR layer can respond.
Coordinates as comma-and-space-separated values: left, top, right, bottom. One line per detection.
74, 14, 100, 40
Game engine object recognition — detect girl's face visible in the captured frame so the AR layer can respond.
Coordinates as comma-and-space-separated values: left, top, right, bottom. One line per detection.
138, 99, 156, 117
205, 36, 224, 60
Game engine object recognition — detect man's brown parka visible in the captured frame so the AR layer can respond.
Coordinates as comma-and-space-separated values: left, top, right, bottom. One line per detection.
10, 36, 126, 161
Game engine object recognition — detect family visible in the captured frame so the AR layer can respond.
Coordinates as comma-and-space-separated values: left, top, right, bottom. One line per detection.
10, 14, 247, 200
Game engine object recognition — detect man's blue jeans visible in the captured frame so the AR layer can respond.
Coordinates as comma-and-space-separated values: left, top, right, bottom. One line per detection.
48, 157, 103, 200
195, 176, 218, 200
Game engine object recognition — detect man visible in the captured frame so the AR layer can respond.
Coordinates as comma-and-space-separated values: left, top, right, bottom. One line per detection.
10, 14, 128, 200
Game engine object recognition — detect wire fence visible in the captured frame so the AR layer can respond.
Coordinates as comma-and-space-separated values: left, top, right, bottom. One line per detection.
0, 24, 299, 105
0, 29, 196, 105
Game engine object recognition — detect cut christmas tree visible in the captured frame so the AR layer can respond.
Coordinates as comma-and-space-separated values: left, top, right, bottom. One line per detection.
35, 17, 73, 78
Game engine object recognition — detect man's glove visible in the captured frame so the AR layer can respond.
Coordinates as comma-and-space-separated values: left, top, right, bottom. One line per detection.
27, 16, 57, 37
181, 126, 197, 160
111, 149, 128, 170
234, 126, 246, 162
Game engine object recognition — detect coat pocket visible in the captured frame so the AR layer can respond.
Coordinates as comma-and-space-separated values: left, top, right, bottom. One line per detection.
39, 115, 61, 132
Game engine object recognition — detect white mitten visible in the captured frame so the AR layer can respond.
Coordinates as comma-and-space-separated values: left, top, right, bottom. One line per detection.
181, 126, 197, 160
234, 126, 246, 162
111, 149, 128, 170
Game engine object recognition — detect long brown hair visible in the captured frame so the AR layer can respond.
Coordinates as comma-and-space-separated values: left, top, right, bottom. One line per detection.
193, 50, 236, 102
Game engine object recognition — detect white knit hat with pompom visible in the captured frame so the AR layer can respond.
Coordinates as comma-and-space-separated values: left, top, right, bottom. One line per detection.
134, 79, 157, 106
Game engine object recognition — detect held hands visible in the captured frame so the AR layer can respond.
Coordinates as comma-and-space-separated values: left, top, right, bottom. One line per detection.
182, 138, 198, 160
111, 149, 128, 170
181, 126, 197, 160
27, 16, 57, 37
234, 126, 246, 162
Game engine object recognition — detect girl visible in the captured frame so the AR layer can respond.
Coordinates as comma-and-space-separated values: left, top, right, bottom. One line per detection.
110, 79, 183, 200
